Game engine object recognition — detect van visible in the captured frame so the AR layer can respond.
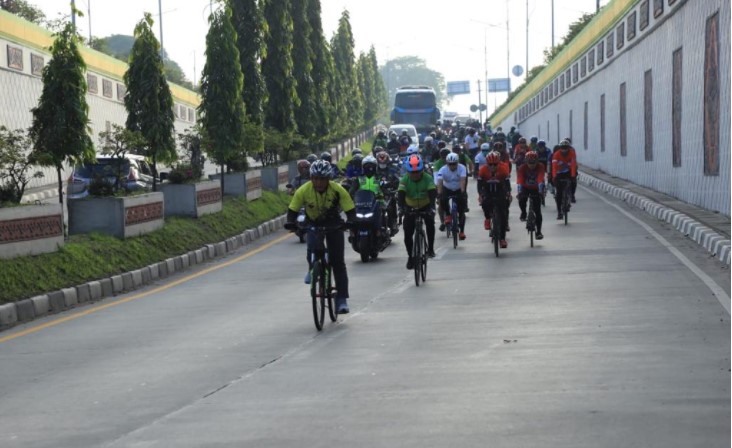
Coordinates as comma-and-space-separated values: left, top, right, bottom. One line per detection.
388, 124, 419, 148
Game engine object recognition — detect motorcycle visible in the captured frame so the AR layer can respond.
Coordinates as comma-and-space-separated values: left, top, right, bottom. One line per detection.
286, 183, 307, 243
350, 189, 391, 262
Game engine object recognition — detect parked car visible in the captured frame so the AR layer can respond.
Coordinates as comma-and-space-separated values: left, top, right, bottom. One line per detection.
68, 154, 155, 199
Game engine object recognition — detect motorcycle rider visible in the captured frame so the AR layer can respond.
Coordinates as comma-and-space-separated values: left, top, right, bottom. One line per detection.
349, 155, 387, 235
376, 151, 401, 235
386, 131, 401, 156
288, 159, 311, 195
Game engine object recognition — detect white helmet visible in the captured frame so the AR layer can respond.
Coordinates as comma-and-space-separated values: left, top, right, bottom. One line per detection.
424, 136, 433, 143
446, 153, 459, 164
480, 143, 490, 151
406, 145, 419, 155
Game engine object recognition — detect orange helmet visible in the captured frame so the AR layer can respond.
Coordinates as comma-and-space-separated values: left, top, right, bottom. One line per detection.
486, 151, 501, 165
525, 151, 538, 162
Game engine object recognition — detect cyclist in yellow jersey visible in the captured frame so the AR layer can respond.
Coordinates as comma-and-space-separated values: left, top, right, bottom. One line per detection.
286, 160, 355, 314
398, 155, 437, 269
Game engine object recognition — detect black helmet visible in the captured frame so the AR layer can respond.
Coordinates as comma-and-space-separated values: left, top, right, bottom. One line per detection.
320, 151, 332, 162
306, 153, 318, 164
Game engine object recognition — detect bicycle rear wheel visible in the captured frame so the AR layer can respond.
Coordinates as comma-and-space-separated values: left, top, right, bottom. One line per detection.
413, 228, 422, 286
311, 261, 326, 331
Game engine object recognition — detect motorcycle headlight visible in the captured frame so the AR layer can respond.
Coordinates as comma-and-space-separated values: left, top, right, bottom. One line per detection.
364, 212, 374, 218
296, 214, 306, 223
356, 213, 364, 219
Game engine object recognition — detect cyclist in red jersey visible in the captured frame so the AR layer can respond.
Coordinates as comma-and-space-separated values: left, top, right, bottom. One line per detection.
478, 152, 510, 248
517, 151, 546, 240
551, 139, 578, 220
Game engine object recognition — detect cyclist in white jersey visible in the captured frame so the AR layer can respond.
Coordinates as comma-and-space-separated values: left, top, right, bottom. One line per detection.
436, 153, 468, 239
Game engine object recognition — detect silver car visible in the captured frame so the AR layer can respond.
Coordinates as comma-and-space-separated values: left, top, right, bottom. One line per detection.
68, 154, 155, 199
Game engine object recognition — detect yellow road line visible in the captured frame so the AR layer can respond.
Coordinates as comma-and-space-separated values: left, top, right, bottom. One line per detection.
0, 233, 293, 344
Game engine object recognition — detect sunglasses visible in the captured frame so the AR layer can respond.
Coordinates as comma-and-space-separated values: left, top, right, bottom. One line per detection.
487, 163, 498, 167
448, 162, 457, 166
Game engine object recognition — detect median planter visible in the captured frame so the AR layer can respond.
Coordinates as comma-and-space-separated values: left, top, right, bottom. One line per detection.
261, 165, 289, 192
208, 170, 262, 201
159, 181, 222, 218
68, 193, 164, 239
0, 203, 64, 259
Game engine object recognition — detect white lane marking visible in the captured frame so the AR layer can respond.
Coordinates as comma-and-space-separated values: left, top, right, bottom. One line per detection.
581, 185, 731, 315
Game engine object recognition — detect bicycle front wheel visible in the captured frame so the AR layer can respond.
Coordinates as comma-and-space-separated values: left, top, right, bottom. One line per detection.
413, 229, 422, 286
420, 229, 428, 282
311, 261, 326, 331
326, 266, 337, 322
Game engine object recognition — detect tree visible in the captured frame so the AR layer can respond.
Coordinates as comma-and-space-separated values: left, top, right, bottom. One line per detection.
29, 22, 95, 207
261, 0, 298, 134
368, 46, 387, 117
380, 56, 446, 107
0, 127, 43, 204
291, 0, 316, 139
331, 11, 362, 130
124, 13, 177, 192
306, 0, 332, 141
229, 0, 266, 127
198, 5, 246, 192
0, 0, 45, 25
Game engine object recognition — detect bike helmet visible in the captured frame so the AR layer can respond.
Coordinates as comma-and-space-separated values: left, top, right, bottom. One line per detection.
297, 159, 311, 173
530, 136, 538, 143
406, 145, 419, 155
439, 147, 450, 159
404, 155, 424, 173
389, 131, 397, 138
493, 141, 504, 150
310, 160, 332, 178
518, 137, 527, 144
362, 155, 377, 175
376, 151, 390, 169
351, 148, 363, 156
486, 152, 501, 165
537, 140, 546, 147
480, 143, 490, 151
525, 151, 538, 162
306, 153, 318, 164
563, 137, 572, 144
559, 139, 571, 147
446, 153, 459, 164
320, 151, 332, 162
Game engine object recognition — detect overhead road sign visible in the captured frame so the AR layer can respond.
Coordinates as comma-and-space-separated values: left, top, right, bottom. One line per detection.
488, 78, 511, 93
447, 81, 470, 95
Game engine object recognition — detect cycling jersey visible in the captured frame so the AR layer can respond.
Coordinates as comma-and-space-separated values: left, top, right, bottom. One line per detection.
478, 164, 510, 196
289, 181, 355, 224
398, 173, 435, 209
551, 150, 577, 180
517, 163, 546, 194
436, 164, 467, 191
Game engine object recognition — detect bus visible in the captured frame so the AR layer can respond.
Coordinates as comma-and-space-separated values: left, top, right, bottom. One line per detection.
390, 86, 440, 139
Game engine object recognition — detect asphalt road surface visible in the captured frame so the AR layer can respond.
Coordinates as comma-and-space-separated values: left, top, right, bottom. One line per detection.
1, 183, 729, 448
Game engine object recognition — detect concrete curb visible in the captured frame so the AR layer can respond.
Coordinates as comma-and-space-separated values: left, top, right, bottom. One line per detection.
0, 214, 288, 331
578, 171, 731, 265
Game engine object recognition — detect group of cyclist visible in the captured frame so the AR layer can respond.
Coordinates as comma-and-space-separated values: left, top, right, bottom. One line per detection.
284, 121, 579, 315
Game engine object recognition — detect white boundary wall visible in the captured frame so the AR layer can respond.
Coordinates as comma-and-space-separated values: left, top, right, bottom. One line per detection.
497, 0, 730, 215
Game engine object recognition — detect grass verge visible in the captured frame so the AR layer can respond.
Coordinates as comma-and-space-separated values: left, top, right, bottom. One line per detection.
0, 191, 291, 304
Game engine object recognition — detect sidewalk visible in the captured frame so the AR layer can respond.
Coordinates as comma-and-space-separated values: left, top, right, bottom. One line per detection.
578, 165, 730, 265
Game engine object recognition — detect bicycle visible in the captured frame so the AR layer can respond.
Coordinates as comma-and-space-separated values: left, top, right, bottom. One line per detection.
557, 178, 572, 225
288, 223, 348, 331
490, 200, 504, 257
524, 191, 541, 247
405, 208, 430, 286
445, 194, 459, 249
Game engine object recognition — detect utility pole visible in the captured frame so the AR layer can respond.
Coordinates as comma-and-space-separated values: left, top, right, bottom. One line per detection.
88, 0, 92, 43
484, 27, 488, 118
71, 0, 76, 30
597, 0, 600, 12
477, 79, 483, 124
506, 0, 510, 93
158, 0, 164, 61
526, 0, 529, 82
551, 0, 555, 48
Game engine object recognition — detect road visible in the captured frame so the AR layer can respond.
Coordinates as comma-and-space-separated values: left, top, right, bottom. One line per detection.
0, 183, 729, 447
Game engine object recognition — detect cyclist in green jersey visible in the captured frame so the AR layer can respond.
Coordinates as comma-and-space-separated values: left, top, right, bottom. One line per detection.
286, 160, 356, 314
398, 155, 437, 269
